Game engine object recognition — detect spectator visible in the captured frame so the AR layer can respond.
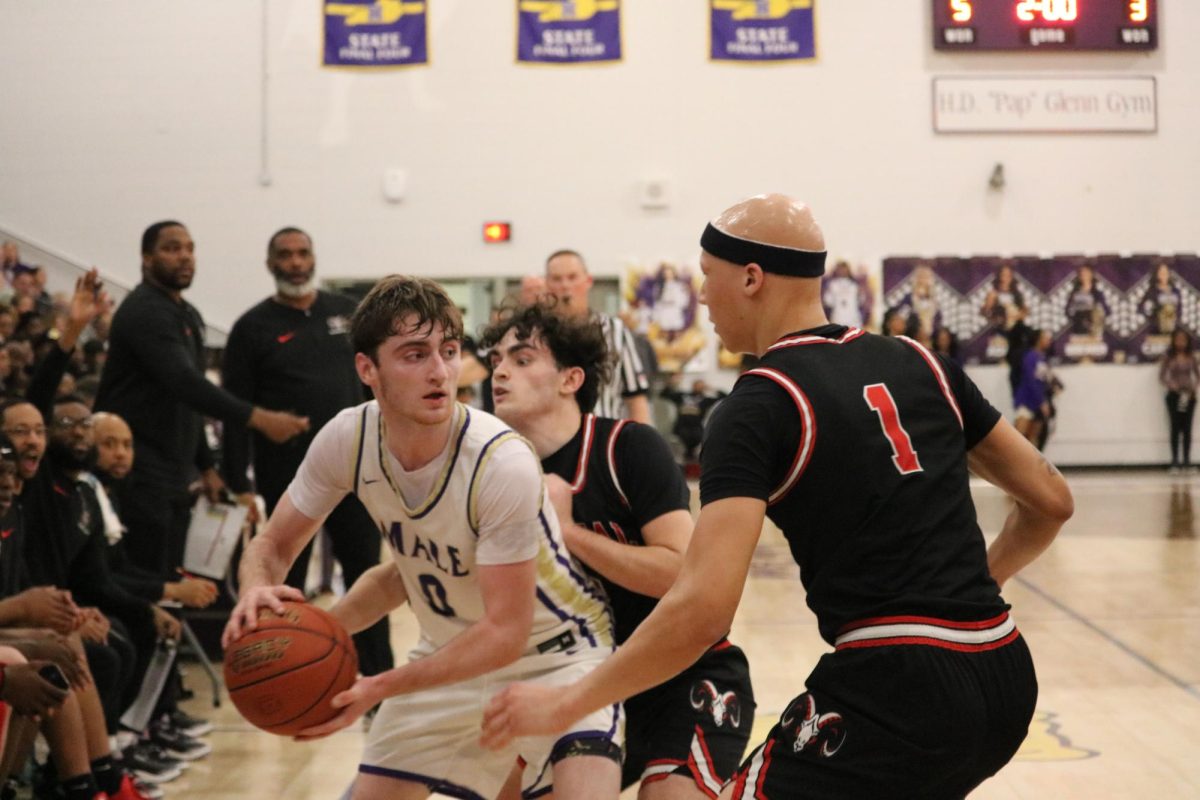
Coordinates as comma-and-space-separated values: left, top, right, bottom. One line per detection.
221, 227, 393, 679
0, 306, 15, 343
1159, 329, 1200, 473
1013, 329, 1055, 448
1, 276, 171, 797
880, 307, 907, 337
88, 411, 216, 753
932, 325, 962, 367
0, 242, 26, 284
545, 249, 651, 422
661, 374, 726, 464
94, 221, 309, 578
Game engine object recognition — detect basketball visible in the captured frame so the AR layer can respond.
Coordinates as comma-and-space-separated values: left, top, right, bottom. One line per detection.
223, 602, 358, 736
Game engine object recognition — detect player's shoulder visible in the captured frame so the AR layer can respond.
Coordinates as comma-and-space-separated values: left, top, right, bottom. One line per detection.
461, 405, 516, 441
598, 415, 668, 452
325, 400, 377, 434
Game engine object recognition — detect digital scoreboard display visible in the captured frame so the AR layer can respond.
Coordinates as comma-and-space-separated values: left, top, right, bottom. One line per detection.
933, 1, 1157, 51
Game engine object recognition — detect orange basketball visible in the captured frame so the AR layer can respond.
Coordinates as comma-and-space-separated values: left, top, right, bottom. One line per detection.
223, 602, 358, 736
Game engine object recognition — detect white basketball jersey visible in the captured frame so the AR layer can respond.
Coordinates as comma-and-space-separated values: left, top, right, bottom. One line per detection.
348, 402, 613, 655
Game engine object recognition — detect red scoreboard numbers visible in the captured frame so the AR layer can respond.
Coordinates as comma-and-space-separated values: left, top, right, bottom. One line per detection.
934, 0, 1157, 50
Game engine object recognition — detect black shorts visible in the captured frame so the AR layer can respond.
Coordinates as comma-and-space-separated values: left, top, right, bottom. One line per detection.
623, 640, 755, 796
729, 627, 1037, 799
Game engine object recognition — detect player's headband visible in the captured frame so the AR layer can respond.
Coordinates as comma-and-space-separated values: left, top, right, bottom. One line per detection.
700, 223, 827, 278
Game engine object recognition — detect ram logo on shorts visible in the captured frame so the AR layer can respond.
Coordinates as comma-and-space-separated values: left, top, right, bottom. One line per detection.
781, 694, 846, 757
690, 680, 742, 728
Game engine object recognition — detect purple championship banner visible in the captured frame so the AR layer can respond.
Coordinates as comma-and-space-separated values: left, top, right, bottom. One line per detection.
883, 254, 1200, 365
710, 0, 817, 62
517, 0, 622, 64
323, 0, 428, 68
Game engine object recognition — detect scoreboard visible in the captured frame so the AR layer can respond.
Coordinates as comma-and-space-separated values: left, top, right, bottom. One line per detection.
933, 1, 1157, 51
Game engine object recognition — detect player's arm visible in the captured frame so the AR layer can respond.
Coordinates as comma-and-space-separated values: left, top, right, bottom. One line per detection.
222, 493, 322, 646
558, 503, 688, 599
968, 418, 1073, 587
223, 415, 354, 646
482, 496, 762, 749
622, 394, 651, 425
296, 558, 536, 742
329, 561, 409, 635
550, 423, 691, 597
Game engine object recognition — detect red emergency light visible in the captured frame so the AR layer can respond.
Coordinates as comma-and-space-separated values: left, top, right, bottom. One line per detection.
483, 222, 512, 243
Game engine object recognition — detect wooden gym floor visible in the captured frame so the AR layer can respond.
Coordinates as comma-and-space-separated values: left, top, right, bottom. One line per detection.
182, 471, 1200, 799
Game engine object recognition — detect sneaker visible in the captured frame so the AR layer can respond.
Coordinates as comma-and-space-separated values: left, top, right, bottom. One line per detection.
149, 724, 212, 762
163, 708, 213, 738
120, 745, 183, 784
132, 779, 163, 800
109, 773, 158, 800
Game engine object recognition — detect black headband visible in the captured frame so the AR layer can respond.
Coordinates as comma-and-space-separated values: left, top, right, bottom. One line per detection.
700, 223, 827, 278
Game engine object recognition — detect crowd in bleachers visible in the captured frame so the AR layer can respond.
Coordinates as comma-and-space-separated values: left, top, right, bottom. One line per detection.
0, 240, 217, 800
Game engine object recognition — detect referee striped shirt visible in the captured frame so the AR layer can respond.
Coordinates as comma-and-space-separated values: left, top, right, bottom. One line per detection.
594, 312, 650, 418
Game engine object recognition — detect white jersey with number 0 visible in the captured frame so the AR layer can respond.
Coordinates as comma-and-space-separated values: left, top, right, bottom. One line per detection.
287, 401, 612, 655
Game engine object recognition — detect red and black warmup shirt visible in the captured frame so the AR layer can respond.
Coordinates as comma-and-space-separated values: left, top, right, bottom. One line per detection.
700, 325, 1006, 646
541, 415, 690, 646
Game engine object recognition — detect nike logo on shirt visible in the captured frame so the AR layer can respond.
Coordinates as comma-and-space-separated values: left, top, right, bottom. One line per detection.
277, 331, 296, 344
0, 529, 12, 540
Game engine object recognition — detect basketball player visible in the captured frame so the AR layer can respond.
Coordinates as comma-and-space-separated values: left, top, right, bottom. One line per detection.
482, 194, 1075, 798
223, 276, 621, 800
482, 303, 755, 797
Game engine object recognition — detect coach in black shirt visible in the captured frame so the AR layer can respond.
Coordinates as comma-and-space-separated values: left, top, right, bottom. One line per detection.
94, 221, 310, 577
220, 227, 393, 677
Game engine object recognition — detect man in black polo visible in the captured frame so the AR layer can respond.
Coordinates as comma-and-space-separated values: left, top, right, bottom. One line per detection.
94, 221, 310, 579
220, 227, 393, 678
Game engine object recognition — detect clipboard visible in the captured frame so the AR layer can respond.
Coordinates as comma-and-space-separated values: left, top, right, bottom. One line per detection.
182, 497, 250, 580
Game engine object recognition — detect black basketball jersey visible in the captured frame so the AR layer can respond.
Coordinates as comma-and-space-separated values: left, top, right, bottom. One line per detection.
701, 325, 1007, 644
541, 414, 691, 645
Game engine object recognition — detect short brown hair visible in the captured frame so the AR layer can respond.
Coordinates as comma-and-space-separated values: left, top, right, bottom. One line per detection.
351, 275, 464, 361
479, 301, 613, 414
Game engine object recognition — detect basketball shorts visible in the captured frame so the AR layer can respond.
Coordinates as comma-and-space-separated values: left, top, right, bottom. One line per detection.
622, 641, 755, 796
359, 645, 621, 800
729, 617, 1037, 799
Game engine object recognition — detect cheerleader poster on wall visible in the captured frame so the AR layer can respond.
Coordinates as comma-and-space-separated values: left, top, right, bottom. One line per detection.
882, 253, 1200, 365
624, 262, 711, 373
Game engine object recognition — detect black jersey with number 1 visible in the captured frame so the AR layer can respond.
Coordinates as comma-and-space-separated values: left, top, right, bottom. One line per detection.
702, 324, 1008, 641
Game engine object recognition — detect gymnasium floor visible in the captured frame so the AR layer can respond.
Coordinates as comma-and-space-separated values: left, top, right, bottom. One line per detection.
186, 471, 1200, 799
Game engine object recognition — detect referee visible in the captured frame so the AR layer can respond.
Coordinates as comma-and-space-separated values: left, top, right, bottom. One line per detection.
545, 249, 651, 422
221, 227, 394, 677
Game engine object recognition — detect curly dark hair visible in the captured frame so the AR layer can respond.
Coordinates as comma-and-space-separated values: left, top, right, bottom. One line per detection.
479, 301, 614, 414
351, 275, 464, 361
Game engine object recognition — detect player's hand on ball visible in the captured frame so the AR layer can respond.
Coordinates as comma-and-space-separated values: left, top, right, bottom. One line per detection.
221, 584, 305, 647
293, 674, 383, 741
480, 682, 573, 751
